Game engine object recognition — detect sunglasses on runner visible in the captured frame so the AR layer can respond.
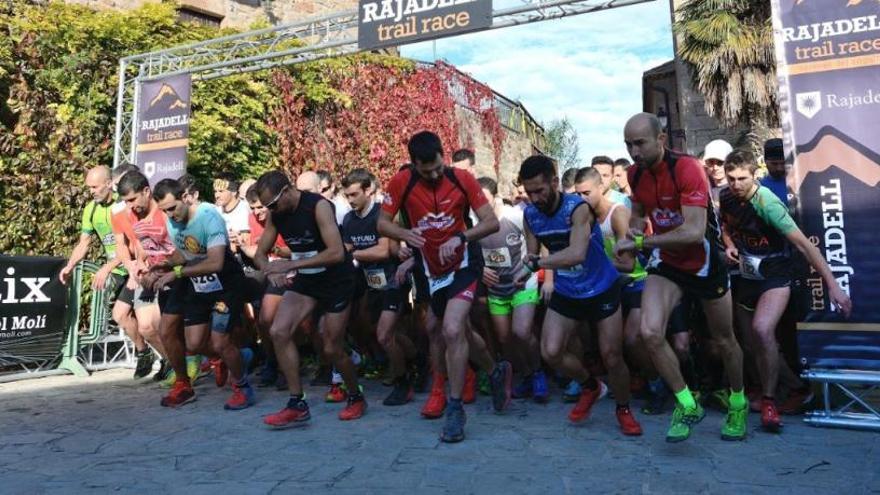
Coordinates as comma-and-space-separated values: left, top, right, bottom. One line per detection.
264, 185, 289, 211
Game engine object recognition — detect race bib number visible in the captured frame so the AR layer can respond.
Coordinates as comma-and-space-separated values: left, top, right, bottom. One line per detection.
739, 255, 765, 281
428, 272, 454, 295
292, 250, 326, 275
365, 268, 388, 290
482, 247, 512, 268
191, 273, 223, 293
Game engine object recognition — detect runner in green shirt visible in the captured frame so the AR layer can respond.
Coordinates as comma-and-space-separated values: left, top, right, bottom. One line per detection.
60, 165, 154, 379
720, 150, 852, 433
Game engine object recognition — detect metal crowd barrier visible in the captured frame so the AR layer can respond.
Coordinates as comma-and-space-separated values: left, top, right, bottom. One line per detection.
74, 262, 137, 371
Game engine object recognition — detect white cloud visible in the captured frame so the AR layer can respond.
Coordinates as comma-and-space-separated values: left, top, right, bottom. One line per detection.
401, 0, 674, 164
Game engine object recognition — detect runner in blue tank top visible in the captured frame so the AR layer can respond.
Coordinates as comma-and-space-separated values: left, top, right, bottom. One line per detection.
517, 155, 642, 436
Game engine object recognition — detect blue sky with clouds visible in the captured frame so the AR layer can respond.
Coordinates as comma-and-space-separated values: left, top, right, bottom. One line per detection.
401, 0, 674, 164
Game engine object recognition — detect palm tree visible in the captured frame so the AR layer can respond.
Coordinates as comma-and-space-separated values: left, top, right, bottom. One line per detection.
674, 0, 777, 153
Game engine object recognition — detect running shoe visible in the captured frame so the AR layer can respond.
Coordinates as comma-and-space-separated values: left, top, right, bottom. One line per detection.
134, 348, 155, 379
532, 371, 549, 403
224, 383, 256, 410
489, 360, 513, 412
642, 379, 669, 415
339, 395, 367, 420
665, 402, 706, 443
512, 376, 533, 399
709, 388, 731, 411
562, 380, 582, 403
477, 369, 491, 396
721, 405, 748, 441
325, 384, 347, 403
152, 359, 171, 382
160, 380, 195, 408
383, 376, 414, 406
159, 369, 177, 389
568, 384, 601, 423
211, 358, 228, 388
462, 367, 477, 404
761, 399, 782, 432
616, 405, 643, 436
421, 373, 447, 419
264, 399, 310, 429
439, 403, 466, 443
779, 387, 814, 415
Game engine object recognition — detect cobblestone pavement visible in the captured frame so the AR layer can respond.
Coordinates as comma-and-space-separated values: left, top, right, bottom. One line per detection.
0, 369, 877, 494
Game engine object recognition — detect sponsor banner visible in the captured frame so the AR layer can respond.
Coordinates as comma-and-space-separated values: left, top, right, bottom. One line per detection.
358, 0, 492, 50
0, 256, 68, 366
771, 1, 880, 368
135, 74, 191, 185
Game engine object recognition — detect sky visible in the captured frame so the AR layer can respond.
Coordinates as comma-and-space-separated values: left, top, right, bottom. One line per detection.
400, 0, 675, 165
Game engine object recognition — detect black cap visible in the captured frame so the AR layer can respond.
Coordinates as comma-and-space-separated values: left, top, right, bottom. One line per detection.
764, 138, 784, 161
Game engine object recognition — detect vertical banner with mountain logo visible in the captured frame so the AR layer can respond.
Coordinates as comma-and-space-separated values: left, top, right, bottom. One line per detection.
135, 74, 191, 185
772, 0, 880, 370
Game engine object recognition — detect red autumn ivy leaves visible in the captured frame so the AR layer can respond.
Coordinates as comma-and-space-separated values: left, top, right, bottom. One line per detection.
270, 60, 504, 184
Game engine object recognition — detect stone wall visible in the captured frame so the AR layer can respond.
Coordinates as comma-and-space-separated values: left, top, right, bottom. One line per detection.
668, 0, 741, 156
454, 107, 537, 199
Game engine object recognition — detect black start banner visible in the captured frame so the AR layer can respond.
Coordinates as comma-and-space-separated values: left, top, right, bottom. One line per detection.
0, 255, 68, 366
358, 0, 492, 50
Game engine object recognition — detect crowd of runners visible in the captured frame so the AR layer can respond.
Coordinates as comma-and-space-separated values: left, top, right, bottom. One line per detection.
61, 112, 852, 443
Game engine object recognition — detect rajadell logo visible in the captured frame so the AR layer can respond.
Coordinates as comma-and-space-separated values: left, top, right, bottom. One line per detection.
796, 91, 823, 119
143, 161, 156, 178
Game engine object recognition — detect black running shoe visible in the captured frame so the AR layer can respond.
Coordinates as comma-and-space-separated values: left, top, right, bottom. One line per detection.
489, 360, 512, 412
152, 359, 171, 382
134, 349, 155, 379
383, 376, 414, 406
440, 403, 466, 443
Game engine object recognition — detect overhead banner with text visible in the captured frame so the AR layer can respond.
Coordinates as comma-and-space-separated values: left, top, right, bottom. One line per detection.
135, 74, 191, 185
0, 256, 68, 367
771, 0, 880, 370
358, 0, 492, 50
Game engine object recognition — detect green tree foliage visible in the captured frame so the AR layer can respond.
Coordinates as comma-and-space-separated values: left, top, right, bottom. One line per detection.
0, 1, 277, 256
674, 0, 777, 151
542, 117, 580, 172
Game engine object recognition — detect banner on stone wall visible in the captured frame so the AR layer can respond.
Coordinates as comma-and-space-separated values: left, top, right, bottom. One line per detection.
771, 0, 880, 370
0, 256, 68, 367
358, 0, 492, 50
135, 74, 191, 185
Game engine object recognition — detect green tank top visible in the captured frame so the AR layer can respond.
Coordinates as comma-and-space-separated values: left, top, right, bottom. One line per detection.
81, 199, 127, 276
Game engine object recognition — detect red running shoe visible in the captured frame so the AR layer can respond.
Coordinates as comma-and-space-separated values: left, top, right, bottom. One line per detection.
160, 380, 196, 408
779, 388, 814, 415
462, 367, 477, 404
568, 384, 601, 423
224, 384, 256, 410
325, 384, 347, 403
615, 406, 643, 436
339, 396, 367, 420
212, 358, 228, 388
264, 404, 310, 429
761, 399, 782, 432
421, 373, 447, 419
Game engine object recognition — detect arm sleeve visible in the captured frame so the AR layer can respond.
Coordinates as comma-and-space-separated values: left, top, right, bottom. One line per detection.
81, 203, 95, 235
677, 158, 711, 208
380, 170, 407, 217
205, 210, 230, 249
755, 187, 798, 235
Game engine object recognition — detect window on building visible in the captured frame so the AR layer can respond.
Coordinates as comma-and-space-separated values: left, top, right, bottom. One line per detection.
177, 8, 223, 27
